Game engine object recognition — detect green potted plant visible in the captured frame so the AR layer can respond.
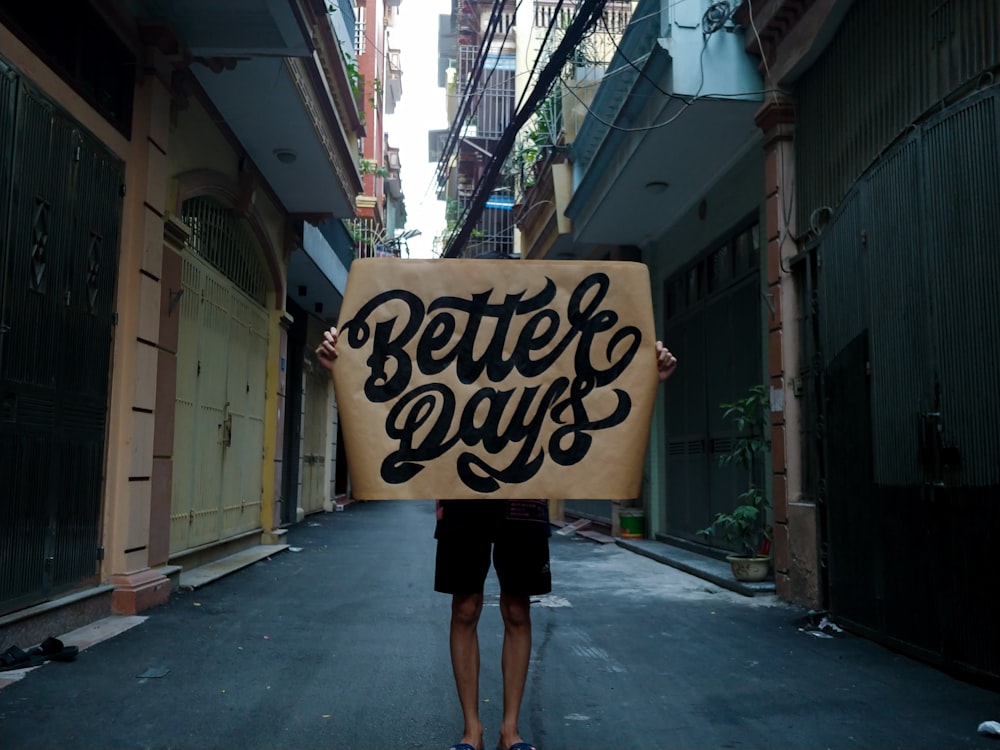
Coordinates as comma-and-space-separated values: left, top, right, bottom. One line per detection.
698, 384, 772, 582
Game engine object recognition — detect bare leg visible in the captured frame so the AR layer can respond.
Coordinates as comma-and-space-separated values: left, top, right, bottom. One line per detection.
498, 593, 532, 750
450, 593, 485, 749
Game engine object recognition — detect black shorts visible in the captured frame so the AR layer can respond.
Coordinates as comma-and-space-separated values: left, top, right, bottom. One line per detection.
434, 535, 552, 597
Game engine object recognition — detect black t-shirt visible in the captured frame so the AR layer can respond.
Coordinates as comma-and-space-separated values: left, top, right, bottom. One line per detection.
434, 499, 552, 541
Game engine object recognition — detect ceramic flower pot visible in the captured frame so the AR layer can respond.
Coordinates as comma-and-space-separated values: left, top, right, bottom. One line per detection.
726, 555, 771, 582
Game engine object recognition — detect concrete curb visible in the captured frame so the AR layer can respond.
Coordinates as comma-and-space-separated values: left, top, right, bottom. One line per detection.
615, 538, 776, 597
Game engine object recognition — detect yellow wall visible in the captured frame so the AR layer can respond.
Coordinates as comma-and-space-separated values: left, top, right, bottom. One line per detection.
0, 26, 178, 598
167, 95, 291, 538
169, 98, 288, 274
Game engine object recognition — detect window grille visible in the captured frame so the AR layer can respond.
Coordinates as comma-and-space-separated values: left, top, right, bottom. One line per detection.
458, 197, 514, 258
180, 197, 269, 306
457, 46, 515, 140
664, 220, 760, 320
350, 217, 399, 258
355, 3, 367, 55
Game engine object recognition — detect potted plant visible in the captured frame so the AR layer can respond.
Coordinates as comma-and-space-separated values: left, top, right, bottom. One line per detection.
698, 384, 772, 582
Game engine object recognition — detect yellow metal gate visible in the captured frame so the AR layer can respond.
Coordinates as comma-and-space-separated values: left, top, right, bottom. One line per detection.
170, 204, 269, 554
299, 361, 329, 515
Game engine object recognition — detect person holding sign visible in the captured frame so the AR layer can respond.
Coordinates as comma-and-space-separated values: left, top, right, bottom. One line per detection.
315, 324, 676, 750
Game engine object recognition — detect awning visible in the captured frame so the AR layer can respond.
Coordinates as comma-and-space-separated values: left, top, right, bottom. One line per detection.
564, 0, 763, 253
287, 221, 350, 322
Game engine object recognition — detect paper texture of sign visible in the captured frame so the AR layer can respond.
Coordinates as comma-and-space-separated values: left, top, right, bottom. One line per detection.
331, 258, 658, 500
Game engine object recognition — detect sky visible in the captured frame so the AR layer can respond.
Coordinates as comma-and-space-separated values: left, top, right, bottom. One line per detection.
384, 0, 452, 259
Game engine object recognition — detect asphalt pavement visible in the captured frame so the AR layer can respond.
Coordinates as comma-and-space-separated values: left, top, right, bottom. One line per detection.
1, 499, 997, 750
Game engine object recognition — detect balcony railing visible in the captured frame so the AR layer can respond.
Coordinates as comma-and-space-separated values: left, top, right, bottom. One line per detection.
457, 46, 515, 140
458, 195, 514, 257
331, 0, 357, 53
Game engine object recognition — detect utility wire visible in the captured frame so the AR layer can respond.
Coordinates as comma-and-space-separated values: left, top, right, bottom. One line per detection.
431, 1, 500, 187
443, 0, 612, 257
556, 1, 777, 136
515, 0, 565, 114
434, 0, 555, 236
432, 0, 512, 190
415, 0, 778, 245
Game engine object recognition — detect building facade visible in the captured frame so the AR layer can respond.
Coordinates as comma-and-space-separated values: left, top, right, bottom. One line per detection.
434, 0, 518, 258
0, 0, 365, 644
512, 0, 1000, 684
747, 0, 1000, 685
351, 0, 410, 258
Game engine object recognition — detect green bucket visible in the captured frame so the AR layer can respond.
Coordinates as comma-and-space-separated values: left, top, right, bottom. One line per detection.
619, 510, 645, 539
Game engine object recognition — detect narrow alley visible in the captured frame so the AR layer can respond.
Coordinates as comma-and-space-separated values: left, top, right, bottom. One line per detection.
1, 500, 996, 750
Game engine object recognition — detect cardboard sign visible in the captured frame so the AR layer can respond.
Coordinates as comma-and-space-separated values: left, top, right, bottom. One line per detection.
331, 258, 659, 500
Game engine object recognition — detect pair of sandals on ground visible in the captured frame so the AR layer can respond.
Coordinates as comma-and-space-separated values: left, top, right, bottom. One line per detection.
0, 636, 78, 671
451, 743, 535, 750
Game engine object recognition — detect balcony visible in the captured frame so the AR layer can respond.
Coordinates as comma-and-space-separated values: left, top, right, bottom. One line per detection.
384, 141, 402, 199
386, 48, 402, 115
564, 0, 764, 252
127, 0, 364, 217
515, 152, 574, 259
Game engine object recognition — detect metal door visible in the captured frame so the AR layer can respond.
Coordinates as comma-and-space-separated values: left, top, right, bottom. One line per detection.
170, 251, 267, 553
0, 62, 122, 614
817, 87, 1000, 681
662, 266, 763, 549
279, 302, 305, 524
300, 360, 329, 515
663, 305, 709, 537
220, 291, 267, 538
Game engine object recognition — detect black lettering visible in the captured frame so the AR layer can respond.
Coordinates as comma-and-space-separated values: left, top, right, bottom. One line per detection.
340, 290, 425, 402
418, 279, 558, 382
454, 380, 568, 492
381, 383, 458, 483
347, 272, 643, 493
549, 379, 632, 465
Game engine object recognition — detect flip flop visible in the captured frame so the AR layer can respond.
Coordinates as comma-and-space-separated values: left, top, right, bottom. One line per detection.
449, 744, 482, 750
26, 636, 78, 663
0, 645, 45, 672
498, 744, 536, 750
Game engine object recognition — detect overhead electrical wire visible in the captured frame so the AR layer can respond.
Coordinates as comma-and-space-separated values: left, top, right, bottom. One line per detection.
403, 1, 513, 216
432, 0, 517, 191
599, 9, 689, 105
445, 0, 723, 252
442, 0, 592, 255
474, 0, 525, 118
433, 0, 788, 256
431, 0, 562, 249
515, 0, 565, 114
407, 6, 567, 222
364, 0, 753, 253
430, 0, 503, 188
442, 0, 613, 257
558, 1, 787, 136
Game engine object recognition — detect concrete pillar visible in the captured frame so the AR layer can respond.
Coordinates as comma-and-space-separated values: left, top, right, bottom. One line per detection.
109, 58, 177, 614
754, 95, 820, 608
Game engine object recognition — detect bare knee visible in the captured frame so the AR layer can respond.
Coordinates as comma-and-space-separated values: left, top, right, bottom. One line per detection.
452, 593, 484, 629
499, 594, 531, 630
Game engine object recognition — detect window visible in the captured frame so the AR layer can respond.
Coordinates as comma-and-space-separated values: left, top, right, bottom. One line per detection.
664, 219, 759, 320
181, 197, 269, 305
355, 4, 367, 55
0, 3, 135, 137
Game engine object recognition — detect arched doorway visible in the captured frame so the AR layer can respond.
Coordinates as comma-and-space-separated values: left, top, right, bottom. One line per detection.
170, 197, 270, 553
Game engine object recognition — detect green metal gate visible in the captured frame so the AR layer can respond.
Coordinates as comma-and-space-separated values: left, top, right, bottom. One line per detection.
661, 221, 763, 549
0, 60, 123, 615
816, 87, 1000, 682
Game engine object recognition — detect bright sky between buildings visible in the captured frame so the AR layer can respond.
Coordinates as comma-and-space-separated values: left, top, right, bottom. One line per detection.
385, 0, 451, 259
